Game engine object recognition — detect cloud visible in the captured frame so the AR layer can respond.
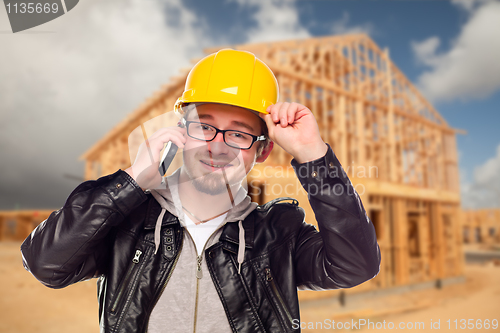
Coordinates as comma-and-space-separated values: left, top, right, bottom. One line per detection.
226, 0, 310, 43
412, 0, 500, 102
411, 36, 440, 67
0, 0, 212, 209
1, 0, 324, 209
0, 0, 381, 210
461, 143, 500, 209
331, 12, 373, 36
226, 0, 373, 45
451, 0, 496, 12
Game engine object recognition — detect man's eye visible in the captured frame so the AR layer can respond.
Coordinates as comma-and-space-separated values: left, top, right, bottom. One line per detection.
229, 132, 250, 140
195, 124, 213, 131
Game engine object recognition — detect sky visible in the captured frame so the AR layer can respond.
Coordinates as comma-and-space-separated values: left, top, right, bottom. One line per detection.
0, 0, 499, 210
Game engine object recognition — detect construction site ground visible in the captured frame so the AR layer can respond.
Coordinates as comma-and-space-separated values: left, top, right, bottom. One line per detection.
1, 241, 499, 333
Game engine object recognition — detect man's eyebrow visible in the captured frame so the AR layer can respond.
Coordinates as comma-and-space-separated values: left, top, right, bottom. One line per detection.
197, 114, 214, 121
230, 121, 254, 133
195, 114, 255, 133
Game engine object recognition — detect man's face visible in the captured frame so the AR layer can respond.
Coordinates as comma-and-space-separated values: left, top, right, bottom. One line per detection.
182, 103, 265, 195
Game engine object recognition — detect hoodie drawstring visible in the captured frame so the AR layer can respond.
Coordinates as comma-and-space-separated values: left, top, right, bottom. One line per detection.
154, 208, 166, 255
151, 190, 168, 255
237, 220, 245, 274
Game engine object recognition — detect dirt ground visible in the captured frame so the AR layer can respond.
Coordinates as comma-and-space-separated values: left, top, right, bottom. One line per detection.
297, 244, 500, 332
0, 241, 98, 333
1, 241, 499, 333
300, 263, 500, 332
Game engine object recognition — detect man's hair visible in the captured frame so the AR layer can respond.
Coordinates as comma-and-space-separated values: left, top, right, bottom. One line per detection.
256, 121, 271, 158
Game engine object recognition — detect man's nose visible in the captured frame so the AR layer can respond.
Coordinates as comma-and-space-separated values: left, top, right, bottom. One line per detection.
207, 132, 229, 154
213, 132, 225, 142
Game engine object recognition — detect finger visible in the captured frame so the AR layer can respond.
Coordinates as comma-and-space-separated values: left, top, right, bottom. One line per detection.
288, 102, 298, 124
259, 113, 276, 140
148, 129, 186, 155
159, 130, 186, 150
268, 102, 282, 123
279, 102, 290, 127
295, 107, 310, 121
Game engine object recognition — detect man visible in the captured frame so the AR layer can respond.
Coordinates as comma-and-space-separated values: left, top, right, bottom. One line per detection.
21, 49, 380, 333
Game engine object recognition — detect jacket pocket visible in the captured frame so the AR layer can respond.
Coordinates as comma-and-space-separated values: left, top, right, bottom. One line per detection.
109, 248, 149, 315
262, 267, 294, 331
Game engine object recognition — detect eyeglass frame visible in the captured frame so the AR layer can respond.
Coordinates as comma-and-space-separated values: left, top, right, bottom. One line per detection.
180, 117, 266, 150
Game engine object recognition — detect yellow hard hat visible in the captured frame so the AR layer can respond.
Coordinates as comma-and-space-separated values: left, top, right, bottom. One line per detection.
174, 49, 279, 115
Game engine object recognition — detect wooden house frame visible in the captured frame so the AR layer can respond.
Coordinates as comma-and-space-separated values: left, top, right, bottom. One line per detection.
80, 34, 465, 296
1, 35, 468, 299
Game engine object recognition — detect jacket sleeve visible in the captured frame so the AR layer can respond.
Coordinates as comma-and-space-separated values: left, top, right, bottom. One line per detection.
290, 144, 381, 290
20, 169, 148, 289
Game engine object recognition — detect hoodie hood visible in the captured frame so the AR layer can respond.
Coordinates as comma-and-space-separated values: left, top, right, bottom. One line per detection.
149, 168, 257, 273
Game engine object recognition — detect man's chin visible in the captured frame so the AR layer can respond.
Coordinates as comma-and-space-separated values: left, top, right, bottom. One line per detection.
191, 176, 228, 195
190, 172, 245, 196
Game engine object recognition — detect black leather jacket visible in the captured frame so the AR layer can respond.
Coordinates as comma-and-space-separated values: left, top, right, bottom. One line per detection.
21, 146, 380, 332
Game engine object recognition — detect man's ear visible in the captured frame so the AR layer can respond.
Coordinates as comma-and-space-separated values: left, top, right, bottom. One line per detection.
256, 141, 273, 163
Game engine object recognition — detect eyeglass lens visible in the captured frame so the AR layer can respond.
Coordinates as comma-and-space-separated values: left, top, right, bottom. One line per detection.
187, 123, 254, 149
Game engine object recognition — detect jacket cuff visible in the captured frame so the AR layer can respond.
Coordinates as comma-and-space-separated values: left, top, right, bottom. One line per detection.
291, 143, 361, 218
291, 143, 340, 184
97, 169, 148, 216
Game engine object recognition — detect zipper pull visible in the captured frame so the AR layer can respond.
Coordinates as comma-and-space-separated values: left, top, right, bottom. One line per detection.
132, 250, 142, 264
265, 268, 273, 281
196, 255, 203, 279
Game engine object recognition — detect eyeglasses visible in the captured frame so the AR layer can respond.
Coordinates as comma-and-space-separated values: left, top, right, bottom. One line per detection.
181, 118, 266, 150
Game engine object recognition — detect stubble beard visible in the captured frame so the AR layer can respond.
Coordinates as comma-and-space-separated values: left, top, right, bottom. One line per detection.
184, 150, 246, 196
191, 172, 228, 195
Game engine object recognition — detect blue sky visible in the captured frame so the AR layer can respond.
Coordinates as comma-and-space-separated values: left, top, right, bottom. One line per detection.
1, 0, 499, 209
183, 0, 500, 192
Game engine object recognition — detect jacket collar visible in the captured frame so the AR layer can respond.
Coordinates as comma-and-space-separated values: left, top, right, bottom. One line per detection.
143, 198, 178, 229
219, 212, 255, 252
143, 197, 256, 254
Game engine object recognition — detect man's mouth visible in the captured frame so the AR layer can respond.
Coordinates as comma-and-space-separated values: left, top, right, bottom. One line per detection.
200, 160, 232, 169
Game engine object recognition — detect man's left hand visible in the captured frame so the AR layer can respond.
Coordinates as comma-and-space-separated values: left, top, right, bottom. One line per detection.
259, 102, 328, 164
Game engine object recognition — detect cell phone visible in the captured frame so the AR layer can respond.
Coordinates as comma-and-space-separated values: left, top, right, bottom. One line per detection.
158, 141, 178, 176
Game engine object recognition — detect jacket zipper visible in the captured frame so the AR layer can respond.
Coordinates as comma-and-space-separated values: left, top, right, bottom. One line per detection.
110, 249, 143, 313
188, 231, 202, 333
187, 225, 225, 333
193, 255, 201, 333
143, 223, 225, 333
264, 268, 294, 327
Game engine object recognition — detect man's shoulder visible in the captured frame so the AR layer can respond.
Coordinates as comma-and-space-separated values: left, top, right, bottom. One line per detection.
256, 197, 299, 211
115, 194, 156, 233
252, 197, 305, 227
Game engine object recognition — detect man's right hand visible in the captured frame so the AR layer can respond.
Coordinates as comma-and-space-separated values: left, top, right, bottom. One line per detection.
125, 126, 186, 190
